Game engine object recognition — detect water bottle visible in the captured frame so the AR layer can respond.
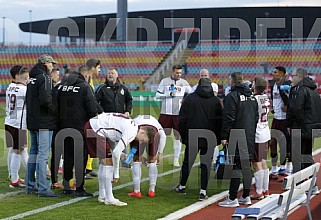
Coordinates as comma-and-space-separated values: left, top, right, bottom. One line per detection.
124, 147, 137, 164
280, 85, 291, 91
170, 84, 175, 97
215, 150, 225, 172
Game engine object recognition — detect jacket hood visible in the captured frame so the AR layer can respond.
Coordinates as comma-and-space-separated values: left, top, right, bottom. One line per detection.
300, 77, 317, 90
231, 83, 253, 96
195, 78, 214, 98
64, 72, 86, 86
29, 63, 48, 78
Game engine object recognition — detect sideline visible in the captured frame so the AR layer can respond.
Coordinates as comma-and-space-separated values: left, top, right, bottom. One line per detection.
160, 148, 321, 220
2, 157, 198, 220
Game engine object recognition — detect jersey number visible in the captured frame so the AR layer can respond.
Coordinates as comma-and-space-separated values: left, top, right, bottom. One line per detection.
260, 106, 268, 123
8, 94, 16, 110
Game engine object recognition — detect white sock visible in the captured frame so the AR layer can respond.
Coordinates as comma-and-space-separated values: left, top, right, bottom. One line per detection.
200, 189, 206, 195
10, 153, 21, 183
7, 147, 13, 177
213, 146, 219, 163
173, 139, 181, 162
98, 164, 105, 199
263, 169, 270, 192
280, 165, 285, 170
254, 170, 264, 194
20, 148, 29, 168
148, 162, 158, 192
103, 165, 115, 201
286, 162, 293, 174
132, 162, 142, 193
59, 157, 64, 168
271, 166, 278, 173
179, 185, 185, 190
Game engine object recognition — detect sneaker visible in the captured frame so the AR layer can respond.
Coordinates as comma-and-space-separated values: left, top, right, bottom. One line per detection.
51, 182, 63, 189
128, 190, 142, 198
278, 168, 286, 176
148, 191, 156, 197
38, 190, 60, 198
26, 188, 38, 195
89, 170, 98, 177
218, 197, 240, 207
105, 198, 127, 206
172, 185, 186, 194
75, 190, 93, 197
19, 178, 25, 184
98, 197, 105, 204
250, 193, 264, 200
84, 173, 94, 179
263, 190, 270, 197
173, 160, 180, 167
58, 167, 63, 174
62, 189, 74, 195
238, 196, 252, 205
199, 193, 209, 201
9, 180, 26, 188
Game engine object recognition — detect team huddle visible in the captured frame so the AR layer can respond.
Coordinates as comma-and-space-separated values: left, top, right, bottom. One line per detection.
5, 54, 321, 206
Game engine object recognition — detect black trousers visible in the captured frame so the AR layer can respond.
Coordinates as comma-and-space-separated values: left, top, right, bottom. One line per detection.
50, 131, 63, 184
228, 158, 252, 200
63, 136, 87, 191
292, 137, 314, 173
179, 143, 214, 191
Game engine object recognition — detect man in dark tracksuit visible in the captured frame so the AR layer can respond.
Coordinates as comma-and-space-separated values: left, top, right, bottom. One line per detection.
173, 78, 222, 201
95, 67, 132, 115
95, 67, 133, 167
287, 68, 321, 173
57, 66, 101, 197
219, 72, 258, 207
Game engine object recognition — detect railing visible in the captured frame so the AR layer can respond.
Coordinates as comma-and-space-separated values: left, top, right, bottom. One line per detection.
144, 40, 187, 89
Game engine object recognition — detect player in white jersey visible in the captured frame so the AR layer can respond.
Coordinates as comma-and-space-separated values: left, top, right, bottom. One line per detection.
5, 66, 30, 188
156, 64, 192, 167
127, 115, 166, 198
251, 77, 271, 200
84, 113, 155, 206
192, 69, 218, 96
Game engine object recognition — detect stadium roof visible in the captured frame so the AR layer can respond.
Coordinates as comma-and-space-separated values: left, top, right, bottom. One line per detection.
19, 6, 321, 41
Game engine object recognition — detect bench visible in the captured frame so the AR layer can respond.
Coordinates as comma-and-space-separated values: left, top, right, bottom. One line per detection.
232, 162, 320, 220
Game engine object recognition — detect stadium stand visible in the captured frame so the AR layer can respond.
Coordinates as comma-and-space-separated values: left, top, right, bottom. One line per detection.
0, 42, 173, 93
185, 39, 321, 92
2, 39, 321, 94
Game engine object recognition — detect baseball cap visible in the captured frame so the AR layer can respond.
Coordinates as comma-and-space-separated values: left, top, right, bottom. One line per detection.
38, 54, 58, 64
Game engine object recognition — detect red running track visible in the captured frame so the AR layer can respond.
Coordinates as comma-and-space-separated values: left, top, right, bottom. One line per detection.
182, 153, 321, 220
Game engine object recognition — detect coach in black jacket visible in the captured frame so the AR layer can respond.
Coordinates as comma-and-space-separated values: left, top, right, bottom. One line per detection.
57, 65, 100, 197
174, 78, 222, 199
219, 72, 258, 207
26, 54, 59, 197
287, 68, 321, 173
95, 67, 132, 116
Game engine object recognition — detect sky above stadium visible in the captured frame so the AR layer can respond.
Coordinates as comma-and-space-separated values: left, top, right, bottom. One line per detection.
1, 0, 321, 44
